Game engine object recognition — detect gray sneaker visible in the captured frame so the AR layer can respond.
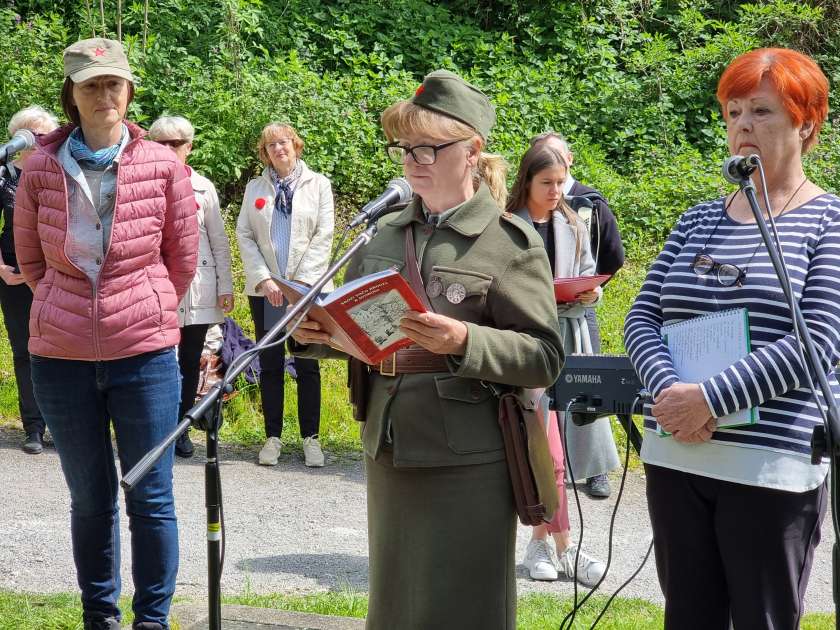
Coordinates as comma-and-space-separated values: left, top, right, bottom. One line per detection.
556, 544, 606, 587
585, 473, 611, 498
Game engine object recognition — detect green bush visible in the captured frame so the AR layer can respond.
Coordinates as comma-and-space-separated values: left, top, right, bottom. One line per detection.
0, 0, 839, 441
1, 0, 837, 245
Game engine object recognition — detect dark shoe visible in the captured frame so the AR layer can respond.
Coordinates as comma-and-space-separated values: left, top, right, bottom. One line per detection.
84, 617, 120, 630
22, 432, 43, 455
133, 623, 165, 630
175, 430, 194, 458
585, 473, 611, 498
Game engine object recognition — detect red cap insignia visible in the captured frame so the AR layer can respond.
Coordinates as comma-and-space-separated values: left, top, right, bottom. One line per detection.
415, 84, 425, 96
93, 47, 106, 57
255, 198, 266, 210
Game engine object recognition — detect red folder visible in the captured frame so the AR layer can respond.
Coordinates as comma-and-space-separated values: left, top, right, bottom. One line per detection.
553, 274, 611, 303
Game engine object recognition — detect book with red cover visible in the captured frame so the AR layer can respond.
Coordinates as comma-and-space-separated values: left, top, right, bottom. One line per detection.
276, 268, 427, 365
553, 274, 611, 303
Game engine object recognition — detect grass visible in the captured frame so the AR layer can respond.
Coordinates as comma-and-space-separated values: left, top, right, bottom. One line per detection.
0, 593, 144, 630
0, 589, 834, 629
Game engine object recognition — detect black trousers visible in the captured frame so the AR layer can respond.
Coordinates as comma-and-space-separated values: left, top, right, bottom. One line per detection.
177, 323, 210, 421
248, 296, 321, 439
0, 278, 44, 435
645, 463, 826, 630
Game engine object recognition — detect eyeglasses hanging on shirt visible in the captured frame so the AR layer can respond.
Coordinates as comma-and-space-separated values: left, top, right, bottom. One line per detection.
690, 180, 807, 288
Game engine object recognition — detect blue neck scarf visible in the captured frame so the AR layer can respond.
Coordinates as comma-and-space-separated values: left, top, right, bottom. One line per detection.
270, 161, 302, 215
69, 125, 126, 168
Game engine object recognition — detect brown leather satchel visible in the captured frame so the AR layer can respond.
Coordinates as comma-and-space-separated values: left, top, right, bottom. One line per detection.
496, 387, 559, 526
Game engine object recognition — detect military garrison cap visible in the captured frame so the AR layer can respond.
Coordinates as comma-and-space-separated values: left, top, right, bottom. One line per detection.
411, 70, 496, 140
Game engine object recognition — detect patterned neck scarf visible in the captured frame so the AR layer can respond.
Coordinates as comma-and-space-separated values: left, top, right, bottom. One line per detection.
69, 125, 126, 168
270, 161, 303, 215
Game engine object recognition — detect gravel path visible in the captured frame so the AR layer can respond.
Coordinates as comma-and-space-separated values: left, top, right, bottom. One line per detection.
0, 425, 834, 614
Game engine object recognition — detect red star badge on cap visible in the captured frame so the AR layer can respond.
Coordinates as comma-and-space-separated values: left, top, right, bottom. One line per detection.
415, 84, 425, 96
93, 47, 106, 56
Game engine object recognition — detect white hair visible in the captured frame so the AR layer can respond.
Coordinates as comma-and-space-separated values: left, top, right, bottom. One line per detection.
148, 115, 195, 143
7, 105, 59, 138
529, 131, 571, 155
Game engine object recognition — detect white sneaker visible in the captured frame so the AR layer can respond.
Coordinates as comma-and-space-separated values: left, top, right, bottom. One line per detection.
258, 436, 282, 466
556, 544, 606, 587
522, 539, 558, 581
302, 436, 325, 467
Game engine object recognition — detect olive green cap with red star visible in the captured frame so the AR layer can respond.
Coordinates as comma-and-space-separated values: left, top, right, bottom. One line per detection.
63, 38, 134, 84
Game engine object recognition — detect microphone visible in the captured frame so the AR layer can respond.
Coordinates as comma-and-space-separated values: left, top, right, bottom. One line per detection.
349, 178, 413, 228
722, 154, 760, 184
0, 129, 36, 164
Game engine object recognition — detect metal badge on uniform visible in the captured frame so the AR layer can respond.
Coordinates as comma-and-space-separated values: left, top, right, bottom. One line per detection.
445, 283, 466, 304
426, 278, 443, 299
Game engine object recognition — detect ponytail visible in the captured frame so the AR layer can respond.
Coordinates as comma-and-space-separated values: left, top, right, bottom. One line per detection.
558, 199, 584, 263
476, 151, 508, 208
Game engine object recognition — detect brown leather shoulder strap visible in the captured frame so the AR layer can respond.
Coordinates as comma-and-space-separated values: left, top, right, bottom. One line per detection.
404, 225, 433, 312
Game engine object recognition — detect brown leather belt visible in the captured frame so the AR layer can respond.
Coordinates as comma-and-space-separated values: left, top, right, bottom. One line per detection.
371, 346, 450, 376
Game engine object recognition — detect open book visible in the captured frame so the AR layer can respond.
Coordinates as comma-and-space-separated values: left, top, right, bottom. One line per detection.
276, 268, 427, 365
660, 307, 758, 433
554, 274, 610, 303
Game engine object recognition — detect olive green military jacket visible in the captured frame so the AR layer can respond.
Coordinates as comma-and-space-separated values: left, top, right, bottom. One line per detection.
296, 183, 564, 467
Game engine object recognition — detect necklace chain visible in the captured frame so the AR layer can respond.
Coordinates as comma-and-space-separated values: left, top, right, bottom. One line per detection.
726, 177, 808, 220
701, 178, 809, 278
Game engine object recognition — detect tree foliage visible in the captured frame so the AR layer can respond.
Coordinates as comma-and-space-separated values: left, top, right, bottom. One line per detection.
1, 0, 838, 246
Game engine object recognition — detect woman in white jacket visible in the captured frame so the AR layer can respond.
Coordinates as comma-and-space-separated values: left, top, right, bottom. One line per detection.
236, 122, 334, 468
149, 116, 234, 458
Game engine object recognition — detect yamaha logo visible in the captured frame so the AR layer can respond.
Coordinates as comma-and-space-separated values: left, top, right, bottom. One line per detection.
568, 374, 602, 384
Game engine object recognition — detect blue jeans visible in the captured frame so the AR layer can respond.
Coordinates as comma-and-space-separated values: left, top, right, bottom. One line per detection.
31, 349, 181, 628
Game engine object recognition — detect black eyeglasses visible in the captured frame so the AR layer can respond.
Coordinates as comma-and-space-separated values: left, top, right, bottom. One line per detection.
690, 252, 746, 287
386, 140, 461, 165
156, 139, 189, 148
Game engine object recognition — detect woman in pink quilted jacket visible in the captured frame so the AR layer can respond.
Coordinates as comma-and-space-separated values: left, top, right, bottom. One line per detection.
12, 39, 197, 630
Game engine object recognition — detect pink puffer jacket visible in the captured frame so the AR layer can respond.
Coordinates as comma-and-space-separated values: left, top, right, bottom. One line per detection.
13, 122, 198, 361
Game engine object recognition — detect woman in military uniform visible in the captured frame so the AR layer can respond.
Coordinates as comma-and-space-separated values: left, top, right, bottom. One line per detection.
292, 70, 563, 629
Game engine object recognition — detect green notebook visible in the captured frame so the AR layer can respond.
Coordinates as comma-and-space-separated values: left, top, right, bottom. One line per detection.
659, 307, 758, 435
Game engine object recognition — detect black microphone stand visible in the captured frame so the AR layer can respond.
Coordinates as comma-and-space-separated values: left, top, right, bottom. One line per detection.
121, 219, 382, 630
733, 168, 840, 628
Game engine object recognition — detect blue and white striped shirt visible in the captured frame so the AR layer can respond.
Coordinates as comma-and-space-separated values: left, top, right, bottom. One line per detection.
625, 194, 840, 487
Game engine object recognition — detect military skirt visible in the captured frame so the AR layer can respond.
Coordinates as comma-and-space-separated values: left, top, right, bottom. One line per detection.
365, 450, 516, 630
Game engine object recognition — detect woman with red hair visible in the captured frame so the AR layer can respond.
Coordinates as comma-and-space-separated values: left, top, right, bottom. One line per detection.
625, 48, 836, 629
